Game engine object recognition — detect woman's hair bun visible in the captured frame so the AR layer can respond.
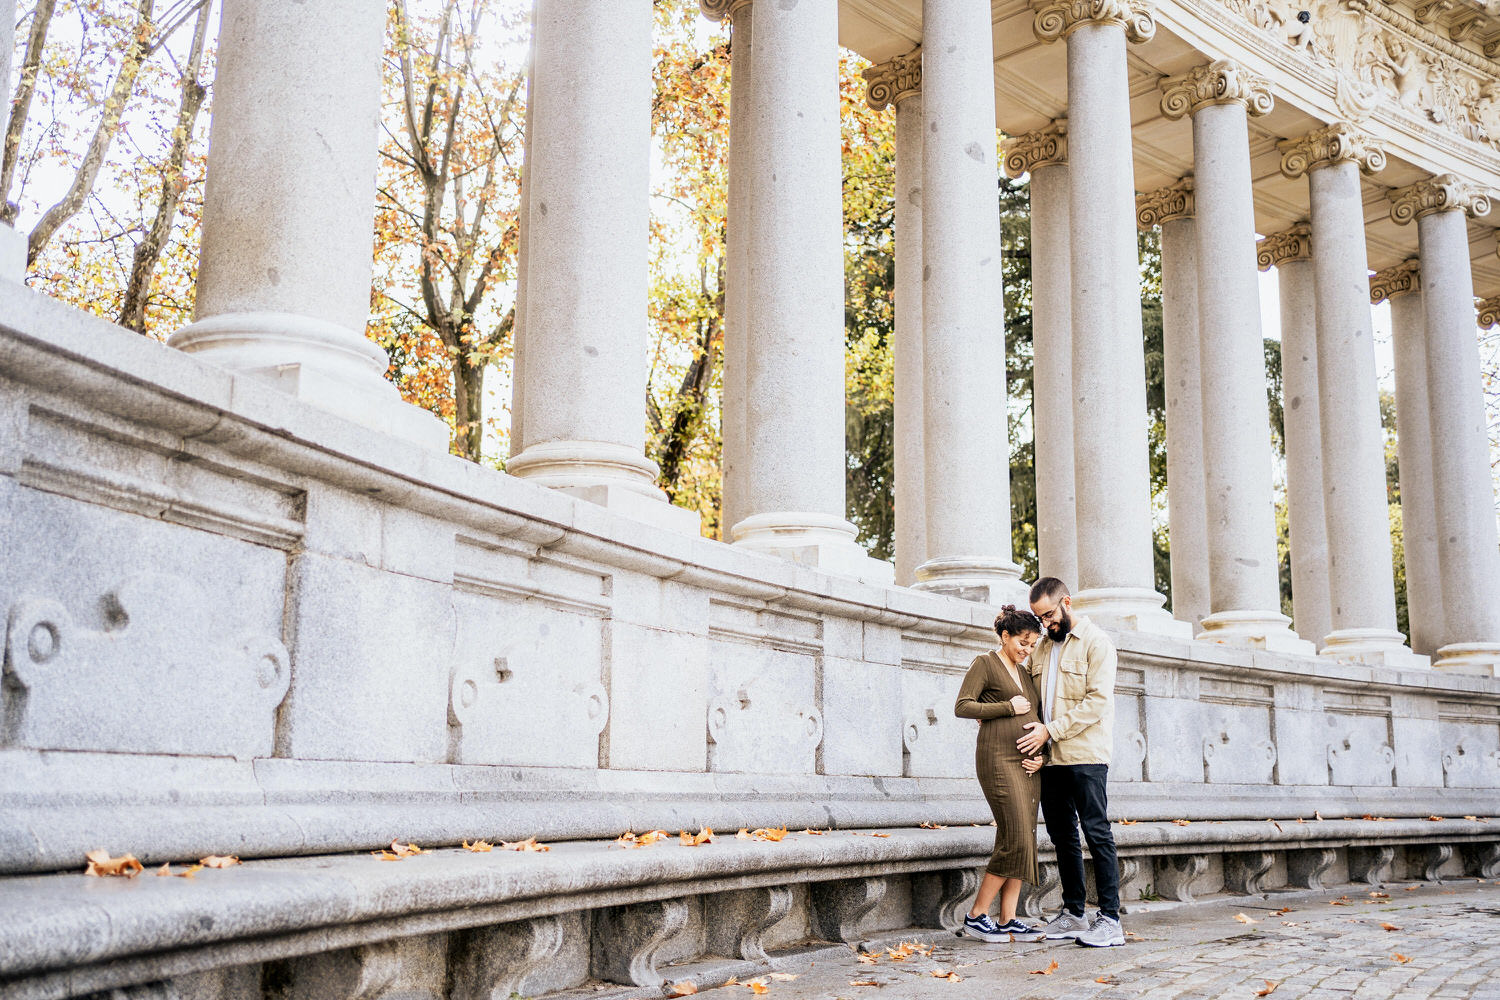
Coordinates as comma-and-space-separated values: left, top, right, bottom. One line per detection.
1001, 604, 1016, 612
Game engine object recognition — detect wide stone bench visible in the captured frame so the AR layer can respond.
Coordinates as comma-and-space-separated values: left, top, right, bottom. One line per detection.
3, 817, 1495, 1000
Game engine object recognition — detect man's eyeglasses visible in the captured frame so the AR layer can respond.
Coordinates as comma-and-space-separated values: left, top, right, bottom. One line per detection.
1036, 604, 1064, 624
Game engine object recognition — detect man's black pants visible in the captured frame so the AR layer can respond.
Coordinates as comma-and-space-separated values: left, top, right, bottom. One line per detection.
1040, 763, 1118, 921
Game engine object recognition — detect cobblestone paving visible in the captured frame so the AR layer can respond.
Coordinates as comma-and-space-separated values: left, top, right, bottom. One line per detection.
735, 882, 1500, 1000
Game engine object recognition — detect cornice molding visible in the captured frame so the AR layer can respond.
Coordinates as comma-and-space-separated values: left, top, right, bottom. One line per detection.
1388, 173, 1494, 223
1278, 123, 1387, 178
1159, 60, 1274, 120
1002, 122, 1069, 178
1032, 0, 1156, 45
1369, 259, 1422, 302
1256, 223, 1313, 270
1135, 178, 1195, 229
862, 47, 922, 111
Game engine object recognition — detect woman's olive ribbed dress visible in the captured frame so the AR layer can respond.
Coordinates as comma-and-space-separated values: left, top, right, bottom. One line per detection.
954, 651, 1041, 883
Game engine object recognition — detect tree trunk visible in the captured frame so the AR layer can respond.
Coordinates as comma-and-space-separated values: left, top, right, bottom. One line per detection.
117, 0, 211, 333
454, 352, 484, 462
1, 0, 58, 223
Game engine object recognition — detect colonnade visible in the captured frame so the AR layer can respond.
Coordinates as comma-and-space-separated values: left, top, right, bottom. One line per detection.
62, 0, 1499, 669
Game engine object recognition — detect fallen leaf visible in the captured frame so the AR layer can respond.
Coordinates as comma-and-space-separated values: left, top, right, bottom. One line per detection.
870, 832, 891, 838
1464, 815, 1479, 821
724, 977, 739, 986
1381, 922, 1400, 931
1393, 953, 1412, 964
745, 980, 768, 995
1272, 907, 1295, 916
929, 970, 961, 982
500, 837, 550, 852
1404, 885, 1420, 892
1124, 931, 1142, 940
1270, 820, 1283, 832
768, 973, 799, 982
1281, 921, 1301, 927
200, 854, 242, 868
1327, 900, 1350, 906
1118, 818, 1138, 825
736, 829, 752, 840
1369, 891, 1389, 899
1235, 913, 1259, 924
1172, 818, 1192, 826
849, 980, 880, 988
857, 953, 880, 965
1427, 815, 1444, 822
387, 841, 428, 858
679, 827, 713, 847
463, 840, 493, 852
1314, 811, 1324, 821
1030, 960, 1060, 976
751, 827, 788, 842
1256, 980, 1279, 997
84, 850, 142, 877
668, 982, 698, 997
801, 828, 827, 836
919, 821, 948, 830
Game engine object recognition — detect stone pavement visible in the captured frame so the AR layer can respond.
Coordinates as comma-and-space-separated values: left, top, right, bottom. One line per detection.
689, 881, 1500, 1000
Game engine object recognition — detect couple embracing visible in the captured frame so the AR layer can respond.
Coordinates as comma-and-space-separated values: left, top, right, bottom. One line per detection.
951, 577, 1124, 948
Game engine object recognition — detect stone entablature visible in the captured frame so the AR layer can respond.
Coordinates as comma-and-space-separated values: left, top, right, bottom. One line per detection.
1370, 258, 1423, 300
1389, 172, 1496, 221
1000, 121, 1069, 177
1135, 177, 1196, 227
1159, 59, 1275, 117
1256, 222, 1313, 268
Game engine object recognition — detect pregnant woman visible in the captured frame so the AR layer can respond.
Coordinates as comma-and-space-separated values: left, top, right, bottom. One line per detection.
954, 605, 1047, 943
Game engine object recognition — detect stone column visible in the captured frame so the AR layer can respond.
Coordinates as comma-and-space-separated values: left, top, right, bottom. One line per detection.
730, 0, 889, 582
912, 0, 1024, 604
864, 50, 926, 586
507, 1, 697, 533
701, 0, 752, 539
1136, 180, 1209, 633
1278, 124, 1412, 663
1004, 123, 1077, 588
0, 0, 23, 280
1369, 261, 1439, 659
510, 38, 536, 459
1161, 63, 1308, 652
1032, 0, 1184, 633
169, 0, 445, 448
1259, 225, 1332, 649
1389, 176, 1500, 673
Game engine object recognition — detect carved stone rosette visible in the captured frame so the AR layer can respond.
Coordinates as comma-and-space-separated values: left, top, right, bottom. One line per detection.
1369, 259, 1422, 304
1002, 121, 1068, 179
1389, 173, 1494, 225
1032, 0, 1156, 44
698, 0, 750, 23
1135, 178, 1194, 229
1278, 123, 1387, 178
862, 48, 921, 111
1256, 223, 1312, 271
1478, 294, 1500, 328
1159, 60, 1274, 120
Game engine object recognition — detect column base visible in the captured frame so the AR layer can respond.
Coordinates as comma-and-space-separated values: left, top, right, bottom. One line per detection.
508, 440, 666, 499
1431, 642, 1500, 676
170, 311, 448, 451
1197, 610, 1316, 655
1072, 587, 1192, 637
558, 482, 702, 537
1318, 628, 1427, 668
0, 223, 24, 282
911, 556, 1028, 606
731, 512, 895, 586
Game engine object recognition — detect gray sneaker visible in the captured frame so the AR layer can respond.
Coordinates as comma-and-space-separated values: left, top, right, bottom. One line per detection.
1041, 910, 1089, 939
1075, 912, 1125, 948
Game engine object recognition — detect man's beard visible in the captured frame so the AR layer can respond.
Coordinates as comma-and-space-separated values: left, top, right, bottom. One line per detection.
1047, 610, 1073, 642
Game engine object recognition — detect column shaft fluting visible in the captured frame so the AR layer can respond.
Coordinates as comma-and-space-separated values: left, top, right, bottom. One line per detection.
170, 0, 442, 447
717, 1, 753, 537
507, 0, 664, 500
892, 83, 925, 586
1006, 126, 1077, 587
1262, 228, 1331, 649
1034, 1, 1179, 631
1162, 66, 1303, 650
913, 0, 1023, 603
1280, 127, 1408, 660
1391, 176, 1500, 671
1139, 187, 1209, 632
1374, 264, 1441, 657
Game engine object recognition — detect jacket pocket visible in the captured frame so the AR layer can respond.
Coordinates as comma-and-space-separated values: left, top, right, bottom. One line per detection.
1058, 655, 1089, 701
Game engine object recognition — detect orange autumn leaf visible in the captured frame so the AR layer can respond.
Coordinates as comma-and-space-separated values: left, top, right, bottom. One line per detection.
1172, 818, 1192, 826
1096, 977, 1120, 985
157, 862, 203, 878
849, 980, 881, 987
1256, 980, 1279, 996
1031, 960, 1060, 976
723, 977, 738, 986
1427, 815, 1444, 822
500, 837, 550, 852
751, 827, 788, 842
919, 821, 947, 830
668, 982, 698, 997
200, 855, 241, 868
84, 850, 142, 877
463, 840, 493, 852
736, 829, 752, 840
1234, 913, 1259, 924
1118, 819, 1138, 825
930, 970, 961, 982
679, 827, 713, 846
1393, 953, 1412, 964
372, 851, 403, 861
1381, 922, 1401, 931
1464, 815, 1480, 821
801, 828, 827, 836
857, 953, 880, 965
1404, 885, 1420, 891
745, 981, 768, 995
1369, 891, 1390, 899
387, 841, 428, 858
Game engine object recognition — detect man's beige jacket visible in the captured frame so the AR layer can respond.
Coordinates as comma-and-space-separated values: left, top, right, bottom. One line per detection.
1027, 613, 1116, 766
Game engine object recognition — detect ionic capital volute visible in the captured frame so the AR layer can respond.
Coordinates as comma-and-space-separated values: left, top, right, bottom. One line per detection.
1135, 178, 1194, 230
1388, 174, 1493, 225
1256, 223, 1312, 271
1032, 0, 1156, 45
1278, 123, 1386, 179
1478, 295, 1500, 330
1159, 60, 1274, 120
699, 0, 751, 23
862, 47, 922, 111
1369, 260, 1421, 304
1002, 122, 1068, 178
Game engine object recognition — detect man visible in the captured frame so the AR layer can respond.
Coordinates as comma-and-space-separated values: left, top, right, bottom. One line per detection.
1016, 576, 1124, 948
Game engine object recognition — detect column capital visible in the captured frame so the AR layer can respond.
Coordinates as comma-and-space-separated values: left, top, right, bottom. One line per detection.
1256, 223, 1311, 271
1032, 0, 1156, 45
1001, 121, 1068, 178
1479, 294, 1500, 329
1369, 260, 1421, 303
698, 0, 750, 23
1159, 60, 1273, 120
1135, 177, 1193, 229
861, 46, 921, 111
1388, 173, 1493, 225
1278, 123, 1386, 179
